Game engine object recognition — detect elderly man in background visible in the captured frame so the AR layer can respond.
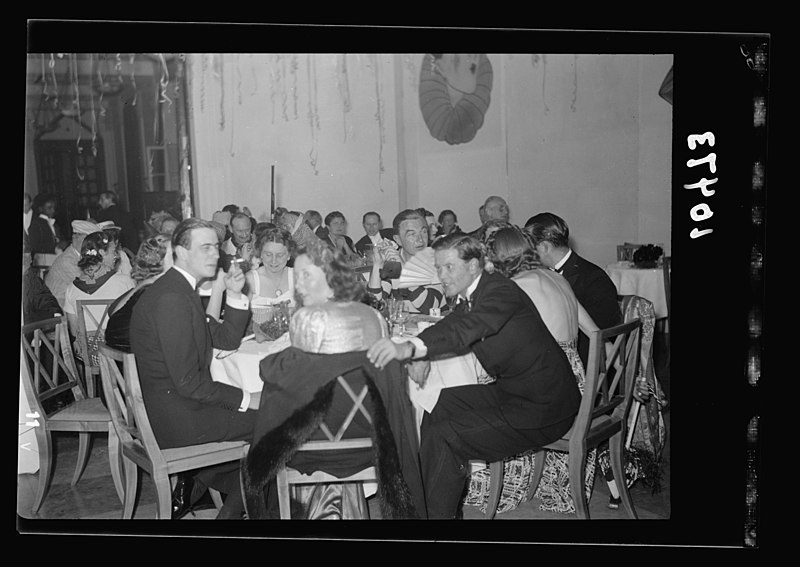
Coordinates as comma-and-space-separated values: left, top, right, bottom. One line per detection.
222, 212, 255, 265
278, 209, 320, 251
45, 220, 106, 310
468, 196, 509, 237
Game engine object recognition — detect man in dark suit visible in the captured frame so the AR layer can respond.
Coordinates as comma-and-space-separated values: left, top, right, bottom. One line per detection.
96, 190, 140, 254
353, 211, 394, 256
28, 193, 65, 255
367, 233, 580, 519
130, 217, 260, 518
525, 212, 622, 367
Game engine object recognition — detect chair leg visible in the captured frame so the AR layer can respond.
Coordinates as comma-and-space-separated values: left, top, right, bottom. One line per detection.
31, 428, 53, 514
71, 432, 93, 486
568, 448, 589, 519
526, 450, 547, 502
122, 458, 138, 519
276, 467, 291, 519
484, 460, 504, 519
107, 428, 124, 504
153, 471, 174, 519
609, 433, 638, 519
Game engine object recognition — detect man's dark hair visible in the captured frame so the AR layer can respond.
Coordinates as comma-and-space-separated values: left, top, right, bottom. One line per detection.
172, 217, 218, 260
391, 209, 424, 235
431, 233, 485, 268
524, 212, 570, 249
324, 211, 346, 227
362, 211, 381, 224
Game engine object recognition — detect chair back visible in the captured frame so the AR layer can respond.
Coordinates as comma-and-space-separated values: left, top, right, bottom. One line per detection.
75, 298, 114, 367
21, 317, 87, 419
97, 345, 169, 474
571, 318, 642, 452
662, 255, 671, 317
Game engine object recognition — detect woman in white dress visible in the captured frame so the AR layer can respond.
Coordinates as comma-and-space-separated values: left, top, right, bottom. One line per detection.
245, 227, 296, 307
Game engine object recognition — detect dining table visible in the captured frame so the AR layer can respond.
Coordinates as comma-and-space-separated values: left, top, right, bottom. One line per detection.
210, 332, 292, 393
606, 261, 669, 319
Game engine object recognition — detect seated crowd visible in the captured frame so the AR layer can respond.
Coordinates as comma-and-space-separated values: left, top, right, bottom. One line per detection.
22, 194, 650, 521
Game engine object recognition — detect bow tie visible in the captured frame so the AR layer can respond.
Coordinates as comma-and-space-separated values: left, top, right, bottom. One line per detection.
455, 296, 472, 313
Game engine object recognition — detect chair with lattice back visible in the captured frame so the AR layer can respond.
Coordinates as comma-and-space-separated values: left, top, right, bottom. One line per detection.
20, 316, 123, 514
97, 345, 249, 519
526, 319, 643, 518
75, 298, 115, 398
274, 374, 377, 519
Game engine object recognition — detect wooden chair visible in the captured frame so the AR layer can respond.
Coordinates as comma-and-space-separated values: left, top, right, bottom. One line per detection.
527, 319, 643, 519
274, 375, 376, 519
662, 256, 671, 367
20, 316, 124, 514
481, 319, 643, 519
97, 345, 250, 519
75, 298, 115, 398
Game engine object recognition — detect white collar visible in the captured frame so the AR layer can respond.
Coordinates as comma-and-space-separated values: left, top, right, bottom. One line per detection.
553, 248, 573, 272
368, 232, 383, 244
462, 272, 482, 301
172, 265, 198, 290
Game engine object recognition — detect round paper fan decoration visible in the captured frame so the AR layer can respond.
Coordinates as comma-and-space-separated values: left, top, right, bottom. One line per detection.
419, 54, 493, 145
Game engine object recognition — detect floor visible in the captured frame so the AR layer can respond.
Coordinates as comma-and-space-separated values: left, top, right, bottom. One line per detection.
17, 330, 670, 534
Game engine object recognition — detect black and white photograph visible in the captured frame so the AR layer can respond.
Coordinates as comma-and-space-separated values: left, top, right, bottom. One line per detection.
19, 21, 767, 549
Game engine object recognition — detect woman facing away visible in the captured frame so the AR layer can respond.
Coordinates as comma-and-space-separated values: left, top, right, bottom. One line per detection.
264, 238, 389, 518
245, 227, 297, 307
464, 225, 601, 515
63, 230, 135, 365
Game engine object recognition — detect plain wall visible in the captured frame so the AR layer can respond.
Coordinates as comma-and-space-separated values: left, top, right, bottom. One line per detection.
187, 53, 672, 266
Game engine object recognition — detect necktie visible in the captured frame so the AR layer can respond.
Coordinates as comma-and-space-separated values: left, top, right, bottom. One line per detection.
456, 296, 472, 313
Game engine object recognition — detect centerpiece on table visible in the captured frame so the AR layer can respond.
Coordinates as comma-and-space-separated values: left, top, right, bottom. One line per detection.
252, 301, 293, 343
632, 245, 664, 269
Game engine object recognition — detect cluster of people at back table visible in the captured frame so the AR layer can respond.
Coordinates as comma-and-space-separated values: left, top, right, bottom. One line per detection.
22, 190, 644, 520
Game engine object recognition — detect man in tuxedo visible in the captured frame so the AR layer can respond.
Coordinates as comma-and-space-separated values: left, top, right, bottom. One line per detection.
525, 212, 622, 366
353, 211, 394, 256
130, 217, 260, 518
96, 190, 140, 254
28, 193, 65, 256
367, 233, 580, 519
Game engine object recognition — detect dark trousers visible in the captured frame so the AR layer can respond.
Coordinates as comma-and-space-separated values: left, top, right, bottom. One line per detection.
419, 384, 574, 519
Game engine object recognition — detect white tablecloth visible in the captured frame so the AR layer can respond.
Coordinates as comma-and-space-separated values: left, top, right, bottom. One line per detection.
606, 262, 668, 319
210, 333, 292, 393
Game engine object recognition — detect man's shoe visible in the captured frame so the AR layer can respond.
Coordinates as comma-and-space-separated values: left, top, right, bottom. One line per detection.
171, 475, 195, 520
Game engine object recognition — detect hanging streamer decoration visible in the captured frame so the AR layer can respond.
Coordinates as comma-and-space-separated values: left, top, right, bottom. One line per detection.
337, 53, 351, 142
291, 55, 299, 120
370, 54, 386, 178
215, 54, 225, 131
571, 55, 578, 112
280, 55, 289, 122
129, 53, 138, 107
419, 54, 493, 145
306, 55, 320, 175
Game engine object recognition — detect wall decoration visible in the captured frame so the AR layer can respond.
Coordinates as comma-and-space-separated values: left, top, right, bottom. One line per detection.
530, 54, 549, 113
337, 54, 352, 142
306, 54, 320, 175
369, 54, 386, 180
419, 53, 493, 145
